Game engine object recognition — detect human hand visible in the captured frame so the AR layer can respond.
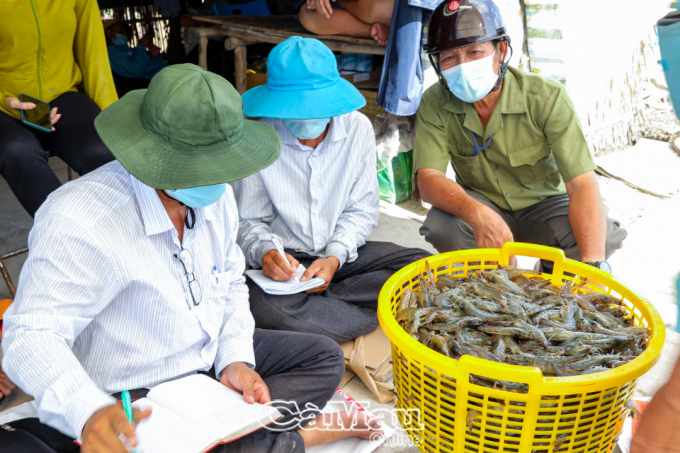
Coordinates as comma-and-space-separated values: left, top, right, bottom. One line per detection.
0, 367, 16, 398
138, 32, 153, 48
148, 44, 160, 57
301, 257, 339, 293
220, 362, 271, 405
630, 385, 680, 453
262, 249, 299, 281
6, 97, 61, 130
471, 205, 513, 250
81, 403, 151, 453
307, 0, 334, 19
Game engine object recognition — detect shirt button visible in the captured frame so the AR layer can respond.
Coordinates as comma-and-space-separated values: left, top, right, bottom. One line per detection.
494, 165, 499, 170
506, 193, 510, 198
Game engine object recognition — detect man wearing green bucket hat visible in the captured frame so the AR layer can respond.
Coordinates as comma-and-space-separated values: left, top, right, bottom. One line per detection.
1, 64, 383, 452
235, 37, 429, 343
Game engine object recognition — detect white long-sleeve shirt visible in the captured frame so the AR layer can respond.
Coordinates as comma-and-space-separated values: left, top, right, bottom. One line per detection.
233, 111, 380, 268
1, 161, 255, 439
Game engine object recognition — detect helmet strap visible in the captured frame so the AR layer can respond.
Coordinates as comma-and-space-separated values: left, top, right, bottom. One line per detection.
430, 53, 448, 90
490, 42, 513, 93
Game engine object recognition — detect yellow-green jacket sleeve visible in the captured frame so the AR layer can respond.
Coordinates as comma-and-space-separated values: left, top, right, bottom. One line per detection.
1, 88, 19, 119
74, 0, 118, 110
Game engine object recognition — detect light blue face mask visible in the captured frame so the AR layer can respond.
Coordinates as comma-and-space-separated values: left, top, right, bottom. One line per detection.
441, 51, 499, 103
285, 118, 331, 140
113, 34, 128, 46
165, 184, 227, 208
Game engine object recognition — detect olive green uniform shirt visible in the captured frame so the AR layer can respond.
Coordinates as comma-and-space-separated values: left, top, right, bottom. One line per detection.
414, 67, 596, 211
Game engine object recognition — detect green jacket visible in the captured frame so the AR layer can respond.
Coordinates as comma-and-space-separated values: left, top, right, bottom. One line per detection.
0, 0, 118, 118
414, 67, 596, 211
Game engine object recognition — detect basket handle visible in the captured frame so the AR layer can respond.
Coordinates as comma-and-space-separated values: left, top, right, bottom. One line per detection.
457, 355, 546, 389
501, 243, 565, 266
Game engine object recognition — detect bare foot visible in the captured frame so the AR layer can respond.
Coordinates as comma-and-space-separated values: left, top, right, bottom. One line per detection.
299, 411, 384, 447
370, 23, 389, 46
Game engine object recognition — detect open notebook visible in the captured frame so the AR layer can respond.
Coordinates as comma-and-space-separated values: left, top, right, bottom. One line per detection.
118, 374, 282, 453
245, 264, 325, 295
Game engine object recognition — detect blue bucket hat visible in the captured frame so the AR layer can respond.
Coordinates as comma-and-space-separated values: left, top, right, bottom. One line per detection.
242, 37, 366, 119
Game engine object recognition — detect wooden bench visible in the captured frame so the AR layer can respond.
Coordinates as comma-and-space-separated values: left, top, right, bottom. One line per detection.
191, 15, 385, 94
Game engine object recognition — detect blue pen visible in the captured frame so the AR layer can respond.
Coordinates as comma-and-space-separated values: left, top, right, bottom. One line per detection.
121, 390, 138, 453
213, 265, 218, 284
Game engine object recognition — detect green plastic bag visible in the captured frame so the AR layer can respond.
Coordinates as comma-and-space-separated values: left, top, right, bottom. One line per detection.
377, 150, 413, 204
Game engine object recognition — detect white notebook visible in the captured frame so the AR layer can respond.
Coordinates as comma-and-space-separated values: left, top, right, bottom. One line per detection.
246, 264, 325, 295
120, 374, 282, 453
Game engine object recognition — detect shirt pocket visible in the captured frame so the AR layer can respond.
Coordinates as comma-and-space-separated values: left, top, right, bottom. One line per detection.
207, 271, 231, 303
449, 150, 485, 189
507, 141, 559, 185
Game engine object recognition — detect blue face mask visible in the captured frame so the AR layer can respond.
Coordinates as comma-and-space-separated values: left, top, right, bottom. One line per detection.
113, 34, 128, 46
285, 118, 331, 140
441, 51, 499, 103
165, 184, 227, 208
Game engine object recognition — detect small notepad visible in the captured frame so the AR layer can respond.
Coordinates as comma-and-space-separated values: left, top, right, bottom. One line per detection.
245, 264, 325, 295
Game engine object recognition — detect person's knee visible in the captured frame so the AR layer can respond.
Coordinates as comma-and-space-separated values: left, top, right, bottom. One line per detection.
421, 208, 475, 253
605, 220, 628, 259
314, 335, 345, 384
0, 136, 43, 167
299, 5, 323, 33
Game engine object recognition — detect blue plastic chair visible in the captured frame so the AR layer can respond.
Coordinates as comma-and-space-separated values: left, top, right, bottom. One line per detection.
213, 0, 270, 16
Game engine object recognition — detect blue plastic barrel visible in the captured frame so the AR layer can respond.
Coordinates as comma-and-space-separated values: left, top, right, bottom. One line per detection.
658, 11, 680, 120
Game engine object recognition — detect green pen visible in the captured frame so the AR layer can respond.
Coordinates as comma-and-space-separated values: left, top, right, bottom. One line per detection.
121, 390, 139, 453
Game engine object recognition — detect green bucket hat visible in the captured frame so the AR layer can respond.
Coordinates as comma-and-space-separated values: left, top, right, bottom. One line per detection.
95, 64, 281, 189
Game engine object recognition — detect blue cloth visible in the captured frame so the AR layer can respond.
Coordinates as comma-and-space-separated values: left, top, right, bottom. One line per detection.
407, 0, 440, 10
243, 37, 365, 119
377, 0, 438, 116
107, 44, 166, 79
233, 112, 379, 269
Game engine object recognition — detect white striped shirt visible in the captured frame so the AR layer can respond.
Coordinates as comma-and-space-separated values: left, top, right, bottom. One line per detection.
1, 161, 255, 438
233, 112, 380, 268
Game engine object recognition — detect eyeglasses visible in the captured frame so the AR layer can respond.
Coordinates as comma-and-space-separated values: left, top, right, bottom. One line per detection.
175, 247, 202, 306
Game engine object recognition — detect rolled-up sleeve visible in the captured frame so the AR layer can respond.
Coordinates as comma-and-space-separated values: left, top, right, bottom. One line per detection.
1, 214, 120, 438
214, 196, 256, 376
414, 89, 451, 174
540, 84, 596, 183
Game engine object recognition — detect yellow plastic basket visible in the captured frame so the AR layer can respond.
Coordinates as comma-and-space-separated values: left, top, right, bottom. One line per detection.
378, 243, 665, 453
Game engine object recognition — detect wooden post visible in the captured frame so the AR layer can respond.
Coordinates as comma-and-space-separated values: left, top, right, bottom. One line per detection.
195, 28, 223, 71
224, 37, 251, 94
234, 44, 248, 94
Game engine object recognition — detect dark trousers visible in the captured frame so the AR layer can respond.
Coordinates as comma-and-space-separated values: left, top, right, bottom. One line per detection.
249, 241, 431, 343
420, 190, 628, 264
0, 92, 114, 217
0, 329, 344, 453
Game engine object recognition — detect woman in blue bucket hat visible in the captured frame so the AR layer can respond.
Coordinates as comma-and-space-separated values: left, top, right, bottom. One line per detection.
236, 37, 430, 344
